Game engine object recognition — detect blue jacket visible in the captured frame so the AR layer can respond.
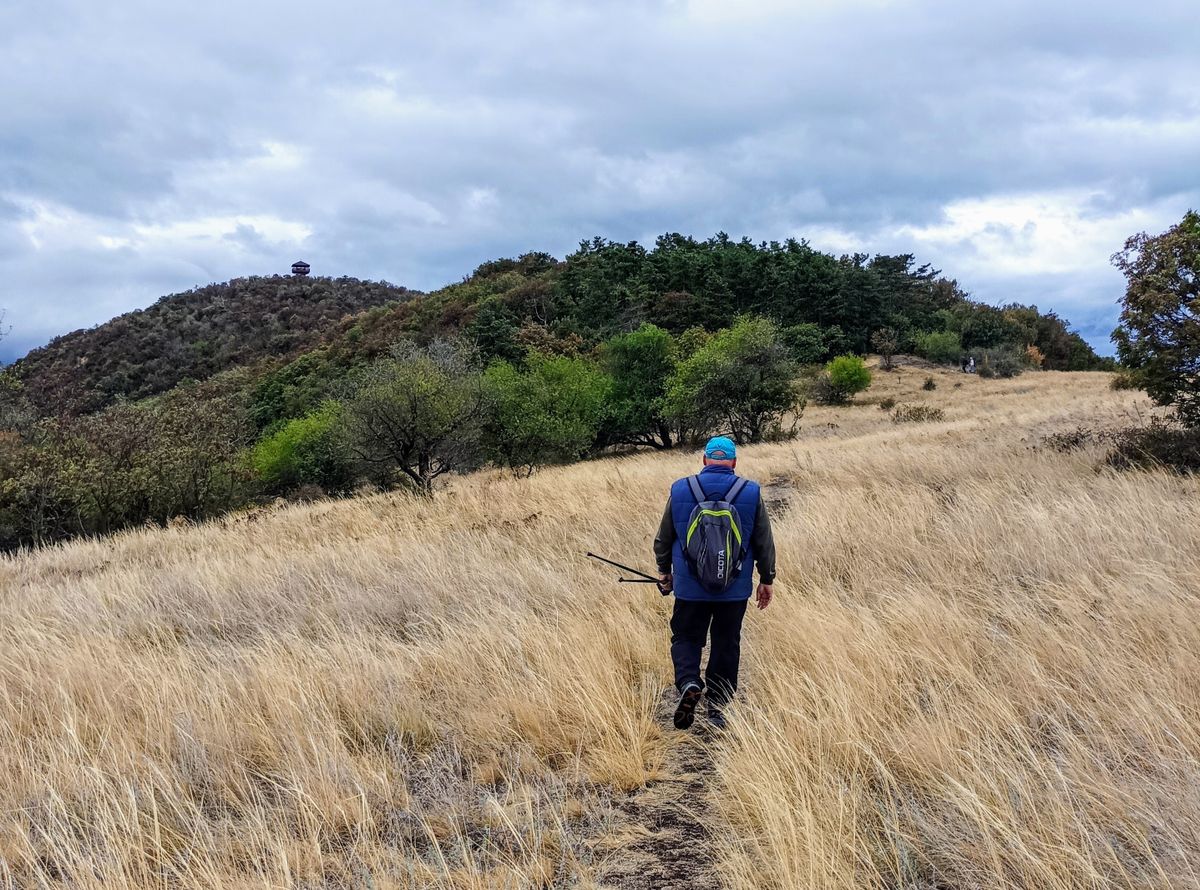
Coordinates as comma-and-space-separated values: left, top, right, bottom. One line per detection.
653, 465, 775, 602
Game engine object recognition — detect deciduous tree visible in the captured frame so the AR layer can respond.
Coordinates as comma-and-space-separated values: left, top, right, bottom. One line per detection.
664, 316, 800, 444
1112, 210, 1200, 427
343, 340, 484, 494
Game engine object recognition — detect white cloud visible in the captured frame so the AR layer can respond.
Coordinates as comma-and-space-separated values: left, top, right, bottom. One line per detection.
2, 0, 1198, 359
11, 195, 310, 254
131, 215, 312, 245
895, 190, 1165, 277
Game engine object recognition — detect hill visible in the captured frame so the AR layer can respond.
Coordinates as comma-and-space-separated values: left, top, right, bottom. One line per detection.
229, 237, 1112, 433
2, 369, 1196, 888
0, 234, 1115, 551
10, 236, 1110, 422
11, 275, 416, 415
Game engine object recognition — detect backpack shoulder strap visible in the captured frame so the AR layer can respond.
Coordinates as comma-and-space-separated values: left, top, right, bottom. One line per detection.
686, 475, 706, 504
724, 476, 749, 504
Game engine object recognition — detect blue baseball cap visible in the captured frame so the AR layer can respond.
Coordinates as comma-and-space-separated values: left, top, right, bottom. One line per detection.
704, 436, 737, 460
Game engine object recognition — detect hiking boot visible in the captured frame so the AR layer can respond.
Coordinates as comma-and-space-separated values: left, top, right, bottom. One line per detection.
673, 682, 703, 730
706, 708, 728, 730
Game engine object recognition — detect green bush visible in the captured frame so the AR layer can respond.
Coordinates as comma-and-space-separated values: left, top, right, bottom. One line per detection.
0, 381, 255, 548
664, 316, 801, 443
483, 353, 611, 475
600, 323, 677, 448
819, 355, 872, 404
914, 330, 962, 365
249, 351, 340, 432
251, 401, 353, 495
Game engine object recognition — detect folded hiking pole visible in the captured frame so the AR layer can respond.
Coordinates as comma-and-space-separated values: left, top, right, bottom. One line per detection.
585, 552, 670, 596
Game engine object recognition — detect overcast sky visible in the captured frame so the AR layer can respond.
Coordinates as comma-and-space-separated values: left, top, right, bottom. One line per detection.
2, 0, 1197, 360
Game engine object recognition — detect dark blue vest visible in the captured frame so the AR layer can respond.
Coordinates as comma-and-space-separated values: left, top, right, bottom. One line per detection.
669, 465, 760, 602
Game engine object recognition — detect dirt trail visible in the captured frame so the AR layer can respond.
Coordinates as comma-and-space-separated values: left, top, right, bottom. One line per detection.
593, 691, 725, 890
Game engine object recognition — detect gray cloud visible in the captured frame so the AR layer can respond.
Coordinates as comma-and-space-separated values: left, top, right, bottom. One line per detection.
2, 0, 1198, 361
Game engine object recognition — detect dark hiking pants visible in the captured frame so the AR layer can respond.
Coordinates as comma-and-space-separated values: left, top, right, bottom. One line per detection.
670, 598, 749, 709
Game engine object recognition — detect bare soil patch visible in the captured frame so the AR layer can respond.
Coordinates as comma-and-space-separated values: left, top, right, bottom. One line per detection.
594, 691, 724, 890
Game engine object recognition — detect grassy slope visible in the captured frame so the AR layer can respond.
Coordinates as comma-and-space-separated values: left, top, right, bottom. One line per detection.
1, 367, 1198, 889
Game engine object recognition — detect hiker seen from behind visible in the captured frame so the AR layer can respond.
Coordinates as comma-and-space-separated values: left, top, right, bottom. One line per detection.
653, 436, 776, 730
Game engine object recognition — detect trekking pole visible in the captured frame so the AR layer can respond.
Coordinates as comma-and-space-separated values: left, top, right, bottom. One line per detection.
585, 552, 670, 596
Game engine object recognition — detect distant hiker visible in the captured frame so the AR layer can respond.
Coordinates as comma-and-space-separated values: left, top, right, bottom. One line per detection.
967, 356, 976, 374
961, 356, 968, 373
653, 436, 776, 730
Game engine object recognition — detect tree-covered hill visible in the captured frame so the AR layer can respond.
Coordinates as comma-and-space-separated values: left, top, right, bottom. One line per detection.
1, 232, 1113, 550
12, 275, 416, 415
242, 235, 1106, 431
325, 234, 1106, 370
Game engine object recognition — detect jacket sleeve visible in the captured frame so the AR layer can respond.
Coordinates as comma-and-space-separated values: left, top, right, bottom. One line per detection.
653, 496, 675, 574
750, 495, 776, 584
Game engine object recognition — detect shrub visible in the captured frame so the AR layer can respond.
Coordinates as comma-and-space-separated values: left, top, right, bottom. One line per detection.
289, 483, 328, 503
1110, 370, 1143, 391
1041, 426, 1116, 453
664, 316, 801, 443
249, 351, 339, 432
878, 396, 897, 411
483, 353, 611, 475
870, 327, 900, 370
979, 348, 1024, 379
676, 326, 711, 357
251, 401, 354, 495
1042, 422, 1200, 474
922, 376, 937, 391
1107, 421, 1200, 473
1, 382, 255, 547
822, 355, 872, 404
892, 404, 946, 423
808, 374, 838, 406
994, 351, 1025, 378
914, 330, 962, 365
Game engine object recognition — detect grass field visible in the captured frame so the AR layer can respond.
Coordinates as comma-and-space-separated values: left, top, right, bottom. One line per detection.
2, 365, 1198, 889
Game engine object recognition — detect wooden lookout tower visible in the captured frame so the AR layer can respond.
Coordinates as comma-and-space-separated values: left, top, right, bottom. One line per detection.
291, 260, 311, 277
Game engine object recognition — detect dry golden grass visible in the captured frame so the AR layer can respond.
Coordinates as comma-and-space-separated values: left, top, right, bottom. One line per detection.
1, 366, 1197, 888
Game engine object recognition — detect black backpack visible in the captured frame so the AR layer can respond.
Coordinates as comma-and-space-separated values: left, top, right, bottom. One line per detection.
683, 475, 749, 594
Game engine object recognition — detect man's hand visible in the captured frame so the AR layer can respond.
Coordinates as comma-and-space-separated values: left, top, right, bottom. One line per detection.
755, 582, 773, 610
658, 573, 673, 593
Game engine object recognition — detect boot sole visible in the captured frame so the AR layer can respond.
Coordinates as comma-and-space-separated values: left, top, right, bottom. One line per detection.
673, 686, 703, 730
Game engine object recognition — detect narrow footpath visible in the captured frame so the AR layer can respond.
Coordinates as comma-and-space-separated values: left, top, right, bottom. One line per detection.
594, 691, 725, 890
